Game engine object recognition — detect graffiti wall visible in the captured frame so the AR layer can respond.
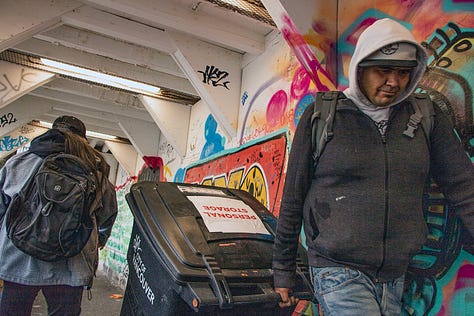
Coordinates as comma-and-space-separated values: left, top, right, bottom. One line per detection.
100, 1, 474, 314
184, 132, 287, 216
100, 166, 135, 289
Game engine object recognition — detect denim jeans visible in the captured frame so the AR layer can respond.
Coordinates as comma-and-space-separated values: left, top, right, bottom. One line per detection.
311, 266, 405, 316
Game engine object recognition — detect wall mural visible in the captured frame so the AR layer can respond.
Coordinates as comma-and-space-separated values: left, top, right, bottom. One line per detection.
100, 177, 135, 289
101, 2, 474, 314
200, 114, 225, 159
403, 21, 474, 316
184, 132, 287, 216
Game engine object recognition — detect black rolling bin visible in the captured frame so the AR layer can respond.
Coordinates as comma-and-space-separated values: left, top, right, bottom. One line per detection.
120, 182, 312, 315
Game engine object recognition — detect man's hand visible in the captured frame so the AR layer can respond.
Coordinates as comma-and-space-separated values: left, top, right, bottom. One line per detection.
275, 287, 299, 308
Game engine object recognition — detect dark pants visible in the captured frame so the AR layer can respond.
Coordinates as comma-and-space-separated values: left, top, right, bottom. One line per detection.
0, 281, 83, 316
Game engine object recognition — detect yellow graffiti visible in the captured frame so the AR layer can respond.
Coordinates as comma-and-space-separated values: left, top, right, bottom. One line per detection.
163, 165, 172, 181
240, 165, 268, 208
200, 164, 268, 208
213, 175, 227, 188
202, 178, 213, 187
228, 168, 245, 189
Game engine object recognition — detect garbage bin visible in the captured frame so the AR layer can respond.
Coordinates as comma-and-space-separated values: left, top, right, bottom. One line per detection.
120, 182, 313, 315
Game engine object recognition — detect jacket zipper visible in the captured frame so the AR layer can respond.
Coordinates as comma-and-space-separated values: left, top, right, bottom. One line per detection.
374, 135, 389, 282
351, 104, 397, 282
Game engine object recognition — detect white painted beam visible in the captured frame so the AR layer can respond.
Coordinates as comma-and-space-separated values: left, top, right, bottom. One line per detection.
30, 87, 154, 123
46, 107, 124, 132
61, 5, 175, 54
38, 112, 128, 139
14, 38, 197, 96
118, 119, 161, 157
139, 95, 190, 159
105, 140, 139, 177
0, 61, 55, 108
0, 0, 81, 52
35, 25, 185, 78
40, 79, 144, 111
169, 31, 242, 140
80, 0, 267, 54
261, 0, 319, 37
261, 0, 336, 91
0, 95, 53, 138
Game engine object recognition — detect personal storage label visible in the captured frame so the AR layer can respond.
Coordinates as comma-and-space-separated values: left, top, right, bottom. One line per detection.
187, 196, 269, 234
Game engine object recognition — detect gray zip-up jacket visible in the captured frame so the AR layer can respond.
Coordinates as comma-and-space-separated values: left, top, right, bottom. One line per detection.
0, 130, 117, 287
273, 18, 474, 288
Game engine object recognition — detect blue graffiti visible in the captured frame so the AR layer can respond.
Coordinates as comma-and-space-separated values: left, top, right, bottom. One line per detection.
200, 114, 225, 159
241, 91, 249, 106
294, 93, 316, 127
174, 168, 185, 183
0, 135, 29, 151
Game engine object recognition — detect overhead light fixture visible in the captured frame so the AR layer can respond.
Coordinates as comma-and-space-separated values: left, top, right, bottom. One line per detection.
84, 130, 117, 141
39, 121, 117, 141
40, 58, 161, 97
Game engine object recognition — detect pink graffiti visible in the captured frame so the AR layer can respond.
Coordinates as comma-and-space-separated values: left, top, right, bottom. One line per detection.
437, 262, 474, 315
290, 67, 311, 100
281, 14, 334, 91
345, 18, 378, 46
266, 89, 288, 127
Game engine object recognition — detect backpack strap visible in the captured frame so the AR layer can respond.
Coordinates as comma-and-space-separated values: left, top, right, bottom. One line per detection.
403, 93, 435, 149
311, 91, 341, 167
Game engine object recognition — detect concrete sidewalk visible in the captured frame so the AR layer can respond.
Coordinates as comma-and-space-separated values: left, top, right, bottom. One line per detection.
32, 271, 124, 316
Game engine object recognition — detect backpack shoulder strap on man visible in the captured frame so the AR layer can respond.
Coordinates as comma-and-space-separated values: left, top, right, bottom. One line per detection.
403, 93, 435, 148
311, 91, 343, 167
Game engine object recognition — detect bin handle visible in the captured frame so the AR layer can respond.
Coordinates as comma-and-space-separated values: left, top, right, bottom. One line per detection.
223, 284, 312, 306
202, 254, 233, 309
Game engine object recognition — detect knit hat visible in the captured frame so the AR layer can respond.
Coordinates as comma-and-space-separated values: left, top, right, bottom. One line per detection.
359, 42, 418, 68
52, 115, 87, 138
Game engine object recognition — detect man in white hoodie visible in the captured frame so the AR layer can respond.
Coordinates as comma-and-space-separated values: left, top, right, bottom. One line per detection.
273, 18, 474, 315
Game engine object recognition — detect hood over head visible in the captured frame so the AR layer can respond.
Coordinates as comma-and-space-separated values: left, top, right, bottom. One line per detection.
343, 18, 427, 119
29, 129, 66, 158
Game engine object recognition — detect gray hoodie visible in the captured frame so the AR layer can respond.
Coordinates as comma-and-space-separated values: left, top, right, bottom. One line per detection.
344, 18, 428, 122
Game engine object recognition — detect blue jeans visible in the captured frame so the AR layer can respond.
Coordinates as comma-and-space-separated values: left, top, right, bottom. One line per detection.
312, 267, 405, 316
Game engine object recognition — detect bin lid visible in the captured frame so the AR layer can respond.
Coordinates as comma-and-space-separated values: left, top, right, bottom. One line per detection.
126, 182, 278, 283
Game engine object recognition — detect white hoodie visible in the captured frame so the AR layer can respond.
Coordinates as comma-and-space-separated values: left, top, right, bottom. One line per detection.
343, 18, 428, 123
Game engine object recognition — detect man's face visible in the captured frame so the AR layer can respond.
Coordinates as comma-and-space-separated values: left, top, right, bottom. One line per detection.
359, 66, 412, 107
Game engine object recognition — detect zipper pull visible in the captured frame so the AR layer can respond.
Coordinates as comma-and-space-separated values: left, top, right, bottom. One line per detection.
41, 202, 53, 216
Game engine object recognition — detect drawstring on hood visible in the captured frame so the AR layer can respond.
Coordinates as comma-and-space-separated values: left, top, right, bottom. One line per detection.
343, 18, 428, 123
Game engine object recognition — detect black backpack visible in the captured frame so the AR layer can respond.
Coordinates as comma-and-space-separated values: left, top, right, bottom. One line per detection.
311, 91, 435, 167
6, 153, 97, 262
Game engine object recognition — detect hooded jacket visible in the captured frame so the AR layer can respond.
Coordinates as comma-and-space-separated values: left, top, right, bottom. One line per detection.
273, 19, 474, 288
0, 129, 117, 287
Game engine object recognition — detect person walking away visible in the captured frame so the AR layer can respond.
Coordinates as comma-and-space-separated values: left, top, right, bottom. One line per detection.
0, 116, 118, 316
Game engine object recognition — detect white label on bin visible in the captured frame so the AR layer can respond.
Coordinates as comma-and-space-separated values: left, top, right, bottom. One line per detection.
187, 195, 270, 234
